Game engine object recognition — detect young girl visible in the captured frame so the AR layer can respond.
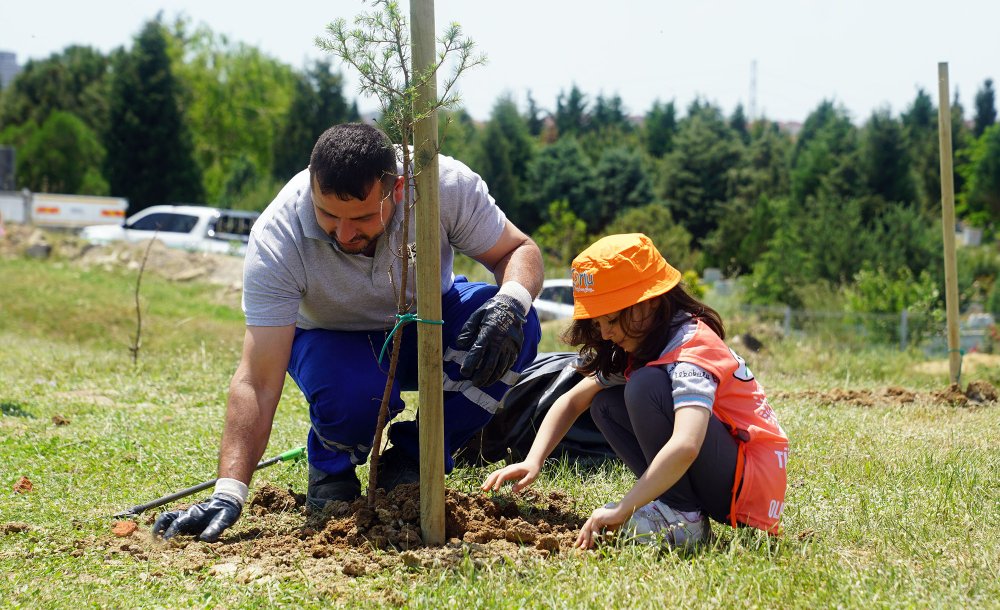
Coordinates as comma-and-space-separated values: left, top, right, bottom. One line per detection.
482, 233, 788, 549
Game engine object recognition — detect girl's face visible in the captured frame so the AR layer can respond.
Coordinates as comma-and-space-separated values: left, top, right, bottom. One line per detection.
592, 300, 655, 353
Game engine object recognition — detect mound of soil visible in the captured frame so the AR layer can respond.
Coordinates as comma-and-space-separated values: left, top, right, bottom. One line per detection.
102, 483, 586, 579
774, 380, 999, 408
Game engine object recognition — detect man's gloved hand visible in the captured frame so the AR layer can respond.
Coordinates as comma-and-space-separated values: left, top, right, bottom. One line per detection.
152, 494, 242, 542
456, 293, 527, 387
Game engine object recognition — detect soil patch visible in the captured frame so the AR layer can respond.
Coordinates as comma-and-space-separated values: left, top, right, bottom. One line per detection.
100, 483, 587, 580
773, 380, 998, 408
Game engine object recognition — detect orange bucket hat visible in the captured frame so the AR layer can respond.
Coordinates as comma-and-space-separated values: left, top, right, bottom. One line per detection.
571, 233, 681, 319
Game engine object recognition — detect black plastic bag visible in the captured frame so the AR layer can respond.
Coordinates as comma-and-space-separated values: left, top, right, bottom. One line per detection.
455, 352, 616, 466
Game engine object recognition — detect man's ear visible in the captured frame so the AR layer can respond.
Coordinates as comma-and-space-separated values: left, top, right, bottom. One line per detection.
392, 175, 405, 202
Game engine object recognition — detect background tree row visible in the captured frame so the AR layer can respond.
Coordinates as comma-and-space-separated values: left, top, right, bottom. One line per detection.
2, 18, 999, 318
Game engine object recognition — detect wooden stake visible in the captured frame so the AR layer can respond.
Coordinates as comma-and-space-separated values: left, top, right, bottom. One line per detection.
411, 0, 445, 545
937, 62, 962, 386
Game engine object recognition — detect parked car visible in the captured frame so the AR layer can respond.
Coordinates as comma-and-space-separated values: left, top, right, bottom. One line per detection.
80, 205, 259, 256
533, 278, 575, 321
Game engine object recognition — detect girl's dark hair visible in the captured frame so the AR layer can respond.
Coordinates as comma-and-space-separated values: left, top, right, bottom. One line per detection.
563, 283, 725, 378
309, 123, 397, 200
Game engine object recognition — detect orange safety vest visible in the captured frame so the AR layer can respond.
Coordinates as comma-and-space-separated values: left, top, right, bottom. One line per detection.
636, 320, 789, 534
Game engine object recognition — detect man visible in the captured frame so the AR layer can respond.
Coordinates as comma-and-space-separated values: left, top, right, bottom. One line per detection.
153, 123, 543, 542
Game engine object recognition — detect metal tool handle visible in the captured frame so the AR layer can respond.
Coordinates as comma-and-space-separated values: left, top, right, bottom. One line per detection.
112, 446, 305, 518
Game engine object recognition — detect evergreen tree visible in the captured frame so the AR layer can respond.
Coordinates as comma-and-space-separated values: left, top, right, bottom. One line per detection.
554, 85, 588, 137
748, 197, 870, 306
729, 103, 750, 144
524, 90, 544, 137
272, 60, 359, 180
705, 121, 791, 273
105, 20, 203, 212
790, 99, 852, 167
477, 127, 516, 226
951, 91, 972, 196
789, 100, 861, 203
860, 107, 916, 211
438, 108, 479, 165
590, 94, 631, 133
974, 78, 997, 138
523, 136, 596, 233
901, 88, 940, 211
474, 96, 534, 221
731, 119, 792, 202
658, 101, 743, 243
588, 146, 654, 228
959, 124, 1000, 226
642, 99, 677, 158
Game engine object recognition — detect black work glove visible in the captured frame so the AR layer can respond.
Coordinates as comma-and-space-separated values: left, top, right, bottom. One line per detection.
152, 494, 242, 542
455, 295, 526, 387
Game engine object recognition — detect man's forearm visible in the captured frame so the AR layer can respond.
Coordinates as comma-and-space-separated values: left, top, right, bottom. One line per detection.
217, 379, 281, 484
494, 238, 543, 298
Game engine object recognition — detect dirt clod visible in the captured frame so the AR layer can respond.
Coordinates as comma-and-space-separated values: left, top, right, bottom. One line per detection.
965, 380, 998, 403
112, 521, 138, 537
1, 522, 32, 534
341, 558, 367, 577
535, 535, 560, 553
249, 484, 301, 513
13, 476, 33, 494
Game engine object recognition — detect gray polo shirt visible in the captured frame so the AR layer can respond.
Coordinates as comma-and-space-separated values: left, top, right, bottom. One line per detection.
242, 153, 507, 331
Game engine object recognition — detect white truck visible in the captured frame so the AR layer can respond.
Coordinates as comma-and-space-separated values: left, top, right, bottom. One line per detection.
0, 190, 128, 228
79, 204, 259, 256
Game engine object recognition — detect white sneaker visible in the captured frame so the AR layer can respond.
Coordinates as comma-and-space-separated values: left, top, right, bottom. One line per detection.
621, 500, 708, 549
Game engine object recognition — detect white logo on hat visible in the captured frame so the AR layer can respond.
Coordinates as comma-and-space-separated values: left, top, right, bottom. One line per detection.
573, 270, 595, 293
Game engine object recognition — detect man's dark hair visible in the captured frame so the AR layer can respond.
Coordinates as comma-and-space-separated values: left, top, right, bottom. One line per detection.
309, 123, 397, 200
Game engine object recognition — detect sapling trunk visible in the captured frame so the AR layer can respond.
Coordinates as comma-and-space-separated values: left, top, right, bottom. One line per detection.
367, 133, 415, 504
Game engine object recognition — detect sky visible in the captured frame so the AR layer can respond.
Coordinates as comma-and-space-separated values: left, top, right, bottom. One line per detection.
2, 0, 998, 124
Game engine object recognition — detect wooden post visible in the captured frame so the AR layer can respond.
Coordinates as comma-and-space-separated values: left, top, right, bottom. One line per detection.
937, 62, 962, 386
411, 0, 445, 545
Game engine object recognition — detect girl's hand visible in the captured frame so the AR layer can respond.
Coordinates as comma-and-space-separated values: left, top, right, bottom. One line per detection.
480, 461, 541, 493
575, 502, 629, 549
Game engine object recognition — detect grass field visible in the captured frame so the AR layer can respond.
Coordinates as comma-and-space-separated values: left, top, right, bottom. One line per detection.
1, 255, 998, 608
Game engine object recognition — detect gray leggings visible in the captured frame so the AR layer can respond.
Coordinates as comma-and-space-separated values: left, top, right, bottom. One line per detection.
590, 366, 738, 523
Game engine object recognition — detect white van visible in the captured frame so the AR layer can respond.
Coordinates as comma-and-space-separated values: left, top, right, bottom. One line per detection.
80, 205, 259, 256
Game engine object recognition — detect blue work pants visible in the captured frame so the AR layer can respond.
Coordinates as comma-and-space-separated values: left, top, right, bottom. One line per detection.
287, 279, 541, 476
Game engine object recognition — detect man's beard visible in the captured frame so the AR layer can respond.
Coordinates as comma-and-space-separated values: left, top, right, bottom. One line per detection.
332, 230, 381, 254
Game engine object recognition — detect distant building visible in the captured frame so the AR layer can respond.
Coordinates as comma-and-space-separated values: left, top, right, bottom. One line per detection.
776, 121, 803, 137
0, 51, 20, 89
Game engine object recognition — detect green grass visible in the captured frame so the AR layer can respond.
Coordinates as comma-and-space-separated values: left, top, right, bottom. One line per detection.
1, 256, 998, 608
